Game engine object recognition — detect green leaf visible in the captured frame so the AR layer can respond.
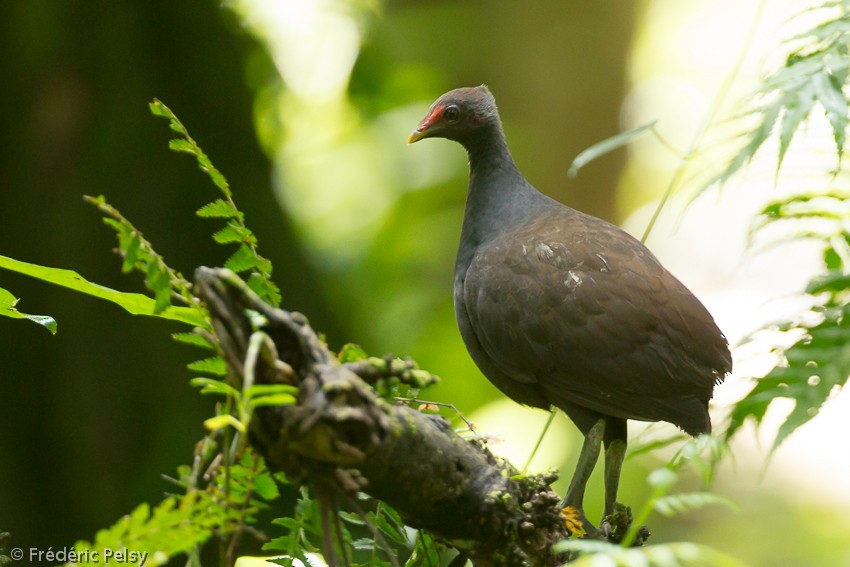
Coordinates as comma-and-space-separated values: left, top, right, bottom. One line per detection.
171, 332, 215, 350
245, 384, 299, 396
121, 232, 142, 274
168, 138, 196, 155
254, 472, 280, 500
777, 85, 814, 174
206, 165, 230, 194
145, 262, 172, 314
713, 103, 782, 188
70, 489, 222, 566
148, 98, 170, 118
554, 540, 747, 567
0, 255, 205, 327
196, 199, 240, 219
728, 296, 850, 452
569, 121, 657, 178
653, 492, 738, 517
246, 272, 281, 307
149, 98, 188, 136
225, 244, 260, 273
213, 223, 252, 245
647, 467, 677, 490
338, 343, 368, 363
187, 356, 228, 376
203, 414, 245, 433
249, 394, 298, 409
812, 71, 849, 160
190, 377, 240, 398
0, 287, 58, 334
626, 434, 688, 461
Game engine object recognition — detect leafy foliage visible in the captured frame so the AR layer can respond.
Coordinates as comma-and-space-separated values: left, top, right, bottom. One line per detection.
192, 374, 298, 436
620, 465, 734, 549
0, 99, 297, 565
0, 286, 56, 334
67, 450, 280, 567
727, 193, 850, 451
554, 540, 747, 567
568, 121, 660, 178
264, 487, 325, 566
556, 459, 738, 565
0, 531, 11, 567
264, 489, 444, 567
714, 1, 850, 185
652, 492, 737, 519
0, 254, 205, 327
149, 99, 281, 307
85, 194, 199, 314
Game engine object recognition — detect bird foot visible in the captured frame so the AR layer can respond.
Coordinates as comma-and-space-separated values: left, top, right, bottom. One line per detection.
560, 506, 591, 538
561, 503, 650, 545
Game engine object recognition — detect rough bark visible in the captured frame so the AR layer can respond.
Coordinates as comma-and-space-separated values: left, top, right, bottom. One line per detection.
194, 267, 570, 566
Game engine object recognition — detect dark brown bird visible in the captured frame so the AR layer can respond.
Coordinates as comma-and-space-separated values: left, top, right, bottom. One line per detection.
408, 85, 731, 535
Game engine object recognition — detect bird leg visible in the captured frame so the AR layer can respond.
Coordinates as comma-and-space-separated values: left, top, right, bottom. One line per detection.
602, 418, 627, 519
562, 419, 605, 534
599, 418, 642, 544
562, 418, 633, 540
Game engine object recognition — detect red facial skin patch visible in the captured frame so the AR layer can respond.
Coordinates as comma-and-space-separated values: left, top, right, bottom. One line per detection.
417, 104, 445, 131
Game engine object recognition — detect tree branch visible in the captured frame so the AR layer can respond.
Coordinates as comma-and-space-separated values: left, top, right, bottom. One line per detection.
194, 267, 570, 566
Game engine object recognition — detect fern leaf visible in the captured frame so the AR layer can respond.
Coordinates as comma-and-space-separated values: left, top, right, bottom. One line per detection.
653, 492, 738, 518
246, 272, 282, 307
225, 244, 261, 273
554, 540, 747, 567
70, 493, 221, 567
812, 71, 849, 161
777, 84, 815, 173
187, 356, 228, 376
171, 332, 215, 350
730, 193, 850, 451
190, 377, 240, 398
213, 223, 253, 245
196, 199, 241, 220
168, 138, 195, 155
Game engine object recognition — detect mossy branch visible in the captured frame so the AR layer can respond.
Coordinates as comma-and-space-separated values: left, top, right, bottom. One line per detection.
195, 267, 577, 567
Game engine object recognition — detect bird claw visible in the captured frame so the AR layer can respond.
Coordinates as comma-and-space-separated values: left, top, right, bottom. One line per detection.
561, 503, 650, 545
560, 506, 589, 538
559, 506, 607, 541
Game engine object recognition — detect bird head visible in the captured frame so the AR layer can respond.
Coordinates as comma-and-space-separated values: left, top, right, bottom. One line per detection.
408, 85, 500, 146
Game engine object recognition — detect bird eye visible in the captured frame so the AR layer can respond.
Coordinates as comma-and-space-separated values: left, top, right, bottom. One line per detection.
443, 105, 461, 123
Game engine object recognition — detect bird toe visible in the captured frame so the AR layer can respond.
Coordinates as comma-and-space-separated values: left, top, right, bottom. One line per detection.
560, 506, 597, 538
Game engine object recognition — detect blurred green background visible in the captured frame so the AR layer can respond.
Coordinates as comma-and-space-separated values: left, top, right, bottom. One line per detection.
2, 1, 850, 566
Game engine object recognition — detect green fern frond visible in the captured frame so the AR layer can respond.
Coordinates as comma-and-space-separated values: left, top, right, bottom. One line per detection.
149, 99, 281, 307
85, 195, 199, 314
554, 540, 748, 567
712, 2, 850, 188
653, 492, 738, 518
728, 191, 850, 451
68, 493, 222, 567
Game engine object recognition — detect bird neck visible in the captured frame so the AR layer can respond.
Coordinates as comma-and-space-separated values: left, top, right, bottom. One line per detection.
457, 127, 544, 265
464, 125, 518, 177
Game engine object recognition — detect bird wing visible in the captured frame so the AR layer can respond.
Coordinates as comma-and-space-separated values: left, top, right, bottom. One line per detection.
460, 208, 730, 426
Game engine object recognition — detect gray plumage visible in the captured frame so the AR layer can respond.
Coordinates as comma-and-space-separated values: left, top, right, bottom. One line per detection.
409, 85, 731, 532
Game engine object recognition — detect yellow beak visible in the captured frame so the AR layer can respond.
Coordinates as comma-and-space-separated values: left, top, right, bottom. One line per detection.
407, 128, 428, 144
